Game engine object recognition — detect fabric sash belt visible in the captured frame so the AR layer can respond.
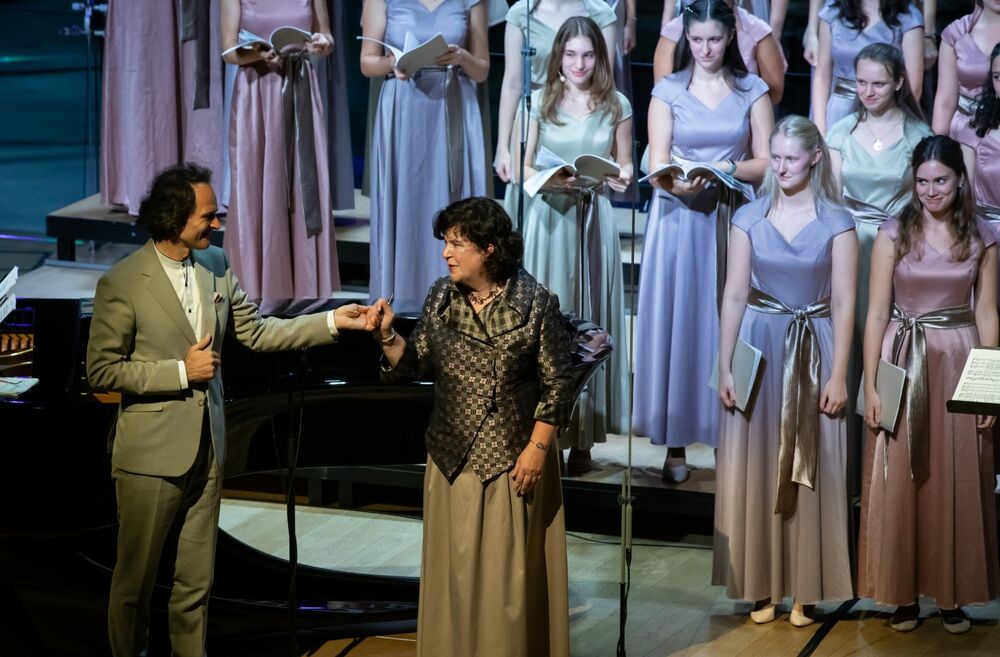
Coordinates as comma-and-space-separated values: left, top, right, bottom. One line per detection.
957, 92, 977, 117
888, 303, 975, 480
832, 77, 856, 101
747, 287, 831, 514
669, 151, 746, 313
179, 0, 211, 110
403, 66, 465, 202
976, 201, 1000, 223
282, 52, 323, 237
843, 195, 890, 226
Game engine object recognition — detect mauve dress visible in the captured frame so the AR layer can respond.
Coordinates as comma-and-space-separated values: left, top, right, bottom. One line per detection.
858, 219, 1000, 609
226, 0, 341, 300
369, 0, 487, 312
942, 8, 994, 140
713, 196, 855, 605
632, 70, 769, 449
818, 0, 923, 130
661, 6, 774, 76
101, 0, 225, 215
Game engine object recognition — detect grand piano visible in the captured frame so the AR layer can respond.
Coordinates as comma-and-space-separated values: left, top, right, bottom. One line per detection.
0, 297, 607, 656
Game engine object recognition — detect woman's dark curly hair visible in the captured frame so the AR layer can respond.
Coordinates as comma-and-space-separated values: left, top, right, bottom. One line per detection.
433, 197, 523, 284
138, 163, 213, 242
674, 0, 748, 91
831, 0, 917, 31
970, 42, 1000, 139
895, 135, 981, 263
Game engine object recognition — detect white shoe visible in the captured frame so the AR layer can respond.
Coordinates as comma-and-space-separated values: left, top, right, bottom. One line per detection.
790, 607, 815, 627
750, 604, 776, 624
662, 457, 690, 484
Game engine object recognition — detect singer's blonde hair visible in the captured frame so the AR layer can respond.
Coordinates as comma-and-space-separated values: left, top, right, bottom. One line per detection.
759, 115, 839, 207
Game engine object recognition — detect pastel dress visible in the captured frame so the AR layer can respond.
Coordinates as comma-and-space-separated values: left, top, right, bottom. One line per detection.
825, 113, 932, 361
227, 0, 341, 301
632, 70, 770, 449
817, 0, 923, 130
508, 89, 632, 450
661, 5, 775, 77
369, 0, 487, 312
101, 0, 225, 215
858, 219, 1000, 609
956, 124, 1000, 297
713, 196, 855, 605
942, 8, 994, 140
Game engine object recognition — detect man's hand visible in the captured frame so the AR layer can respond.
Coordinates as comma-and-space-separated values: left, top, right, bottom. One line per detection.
334, 303, 374, 331
184, 334, 220, 383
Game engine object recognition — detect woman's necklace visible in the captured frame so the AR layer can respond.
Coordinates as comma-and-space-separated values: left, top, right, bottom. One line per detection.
468, 284, 503, 306
865, 111, 902, 152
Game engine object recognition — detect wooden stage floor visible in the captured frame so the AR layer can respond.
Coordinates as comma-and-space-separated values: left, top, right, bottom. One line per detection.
219, 496, 1000, 657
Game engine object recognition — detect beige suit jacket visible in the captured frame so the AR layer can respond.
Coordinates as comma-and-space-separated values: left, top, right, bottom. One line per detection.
86, 241, 336, 477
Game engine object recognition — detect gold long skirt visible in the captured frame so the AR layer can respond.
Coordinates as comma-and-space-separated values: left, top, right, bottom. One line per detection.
417, 448, 569, 657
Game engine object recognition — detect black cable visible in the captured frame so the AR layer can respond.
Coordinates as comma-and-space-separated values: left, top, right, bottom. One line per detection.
796, 598, 858, 657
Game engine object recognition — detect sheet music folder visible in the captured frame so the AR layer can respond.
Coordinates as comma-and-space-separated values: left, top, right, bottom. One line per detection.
709, 339, 763, 412
856, 359, 906, 433
946, 346, 1000, 415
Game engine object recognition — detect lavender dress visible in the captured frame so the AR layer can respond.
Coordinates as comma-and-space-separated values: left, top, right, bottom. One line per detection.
942, 8, 993, 140
226, 0, 341, 301
858, 219, 1000, 608
818, 0, 923, 129
369, 0, 487, 312
713, 196, 855, 605
632, 70, 769, 449
101, 0, 225, 215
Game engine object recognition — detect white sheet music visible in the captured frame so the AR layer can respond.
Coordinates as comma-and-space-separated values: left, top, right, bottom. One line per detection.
952, 348, 1000, 404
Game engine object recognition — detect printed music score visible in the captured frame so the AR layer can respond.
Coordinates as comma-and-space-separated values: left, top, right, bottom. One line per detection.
947, 347, 1000, 415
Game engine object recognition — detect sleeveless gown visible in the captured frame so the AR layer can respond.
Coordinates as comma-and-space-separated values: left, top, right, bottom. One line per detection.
858, 219, 1000, 609
369, 0, 487, 312
713, 196, 855, 605
226, 0, 341, 301
508, 89, 632, 450
632, 69, 769, 449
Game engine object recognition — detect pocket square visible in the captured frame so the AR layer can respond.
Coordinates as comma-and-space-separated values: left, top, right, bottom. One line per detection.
213, 292, 223, 304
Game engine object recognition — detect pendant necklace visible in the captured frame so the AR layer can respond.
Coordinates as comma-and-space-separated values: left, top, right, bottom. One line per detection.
865, 112, 902, 152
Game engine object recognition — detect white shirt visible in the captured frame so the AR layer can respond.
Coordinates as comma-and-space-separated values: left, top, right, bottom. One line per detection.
154, 245, 204, 388
154, 245, 340, 389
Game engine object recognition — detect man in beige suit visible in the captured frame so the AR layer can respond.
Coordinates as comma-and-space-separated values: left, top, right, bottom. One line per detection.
86, 163, 369, 657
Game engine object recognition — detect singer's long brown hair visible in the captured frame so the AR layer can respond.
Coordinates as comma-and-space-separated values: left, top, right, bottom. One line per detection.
895, 136, 981, 263
538, 16, 621, 126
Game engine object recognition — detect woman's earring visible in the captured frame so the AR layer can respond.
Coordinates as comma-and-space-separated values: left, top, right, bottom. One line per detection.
558, 73, 566, 82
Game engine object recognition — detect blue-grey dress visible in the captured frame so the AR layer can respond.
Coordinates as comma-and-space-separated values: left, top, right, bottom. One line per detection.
369, 0, 487, 312
632, 69, 769, 449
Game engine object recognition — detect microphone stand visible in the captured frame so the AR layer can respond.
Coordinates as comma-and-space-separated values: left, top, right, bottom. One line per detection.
616, 138, 640, 657
516, 0, 536, 235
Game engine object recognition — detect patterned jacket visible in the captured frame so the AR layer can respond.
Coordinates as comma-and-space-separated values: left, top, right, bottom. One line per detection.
384, 269, 574, 482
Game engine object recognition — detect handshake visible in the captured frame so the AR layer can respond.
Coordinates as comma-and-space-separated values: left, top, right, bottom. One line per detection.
334, 298, 397, 344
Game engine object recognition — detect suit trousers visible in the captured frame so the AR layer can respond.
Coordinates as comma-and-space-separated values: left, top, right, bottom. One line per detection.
108, 420, 221, 657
